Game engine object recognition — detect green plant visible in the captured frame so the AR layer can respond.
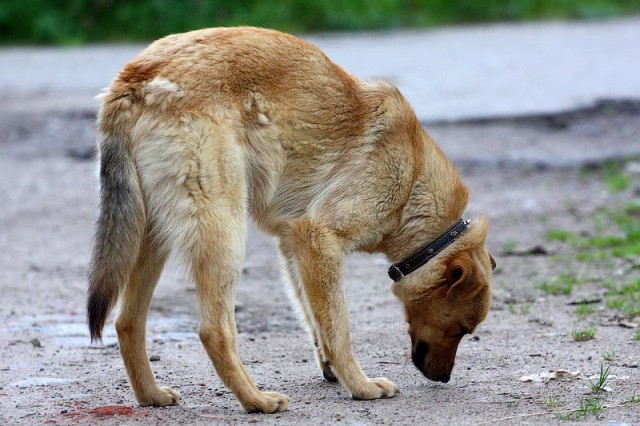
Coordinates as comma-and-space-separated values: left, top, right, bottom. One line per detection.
572, 327, 596, 341
540, 274, 578, 295
600, 161, 631, 192
545, 396, 564, 408
624, 395, 640, 404
605, 278, 640, 316
634, 331, 640, 341
555, 397, 604, 421
508, 303, 531, 314
501, 240, 517, 253
546, 229, 575, 242
606, 173, 630, 192
575, 397, 604, 419
11, 0, 640, 45
590, 362, 611, 393
575, 303, 594, 317
602, 351, 615, 361
550, 201, 640, 265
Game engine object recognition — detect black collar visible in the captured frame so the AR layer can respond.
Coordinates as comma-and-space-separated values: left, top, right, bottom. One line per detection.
388, 218, 470, 282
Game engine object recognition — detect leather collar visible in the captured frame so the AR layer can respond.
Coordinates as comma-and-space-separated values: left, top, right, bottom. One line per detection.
388, 218, 470, 282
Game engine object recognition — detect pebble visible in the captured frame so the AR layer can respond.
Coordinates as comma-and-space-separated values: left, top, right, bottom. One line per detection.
149, 355, 161, 362
624, 161, 640, 175
30, 338, 42, 348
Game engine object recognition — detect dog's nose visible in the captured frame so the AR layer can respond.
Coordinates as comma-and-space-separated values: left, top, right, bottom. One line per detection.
438, 372, 451, 383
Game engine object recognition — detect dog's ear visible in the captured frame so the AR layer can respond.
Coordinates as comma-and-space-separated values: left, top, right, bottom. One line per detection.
444, 253, 485, 303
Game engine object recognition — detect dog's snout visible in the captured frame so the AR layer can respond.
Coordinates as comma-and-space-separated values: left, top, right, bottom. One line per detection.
438, 372, 451, 383
411, 340, 429, 370
411, 339, 456, 382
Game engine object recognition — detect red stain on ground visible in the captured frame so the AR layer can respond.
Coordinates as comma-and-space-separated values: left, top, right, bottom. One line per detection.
59, 405, 136, 422
86, 405, 136, 416
61, 412, 87, 422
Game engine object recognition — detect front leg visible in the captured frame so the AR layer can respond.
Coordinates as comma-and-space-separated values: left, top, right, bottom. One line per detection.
279, 243, 338, 382
282, 219, 398, 400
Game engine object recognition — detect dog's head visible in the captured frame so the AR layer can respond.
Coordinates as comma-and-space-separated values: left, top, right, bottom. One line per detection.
391, 217, 494, 382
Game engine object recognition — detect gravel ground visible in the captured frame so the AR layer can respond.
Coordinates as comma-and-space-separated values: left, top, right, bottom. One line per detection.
1, 101, 639, 425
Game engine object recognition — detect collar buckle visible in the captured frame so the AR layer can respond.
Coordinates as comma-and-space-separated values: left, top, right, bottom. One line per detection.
388, 264, 405, 282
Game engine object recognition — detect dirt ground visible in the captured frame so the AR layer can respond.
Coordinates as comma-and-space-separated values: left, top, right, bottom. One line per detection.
1, 101, 639, 425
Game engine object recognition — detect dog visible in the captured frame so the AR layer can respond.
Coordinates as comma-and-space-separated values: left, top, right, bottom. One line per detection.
88, 27, 495, 414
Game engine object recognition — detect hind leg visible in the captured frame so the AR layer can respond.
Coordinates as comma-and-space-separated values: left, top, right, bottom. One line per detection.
115, 233, 180, 407
279, 243, 338, 382
192, 216, 288, 413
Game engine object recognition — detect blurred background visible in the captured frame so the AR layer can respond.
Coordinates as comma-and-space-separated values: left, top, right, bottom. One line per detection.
2, 0, 640, 44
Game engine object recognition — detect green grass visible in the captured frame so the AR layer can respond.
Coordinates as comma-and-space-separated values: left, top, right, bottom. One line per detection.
540, 274, 578, 295
602, 351, 615, 361
625, 395, 640, 404
509, 303, 531, 314
575, 303, 595, 317
546, 229, 576, 243
500, 240, 517, 253
590, 362, 611, 393
555, 397, 604, 421
605, 278, 640, 315
634, 331, 640, 340
602, 162, 631, 192
547, 202, 640, 264
545, 396, 564, 408
575, 397, 604, 420
4, 0, 640, 44
572, 327, 596, 341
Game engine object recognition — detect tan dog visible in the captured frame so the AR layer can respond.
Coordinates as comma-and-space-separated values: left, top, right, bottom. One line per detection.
87, 27, 494, 414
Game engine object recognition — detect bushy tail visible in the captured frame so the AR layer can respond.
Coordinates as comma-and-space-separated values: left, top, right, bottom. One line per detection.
88, 129, 145, 341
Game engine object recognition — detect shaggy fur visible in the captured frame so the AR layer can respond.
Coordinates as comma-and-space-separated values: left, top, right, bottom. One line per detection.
88, 27, 494, 413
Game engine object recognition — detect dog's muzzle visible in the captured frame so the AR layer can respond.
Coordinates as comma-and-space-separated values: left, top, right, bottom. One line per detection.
412, 340, 453, 383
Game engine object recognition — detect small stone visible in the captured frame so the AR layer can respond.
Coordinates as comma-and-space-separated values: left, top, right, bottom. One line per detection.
215, 391, 224, 396
30, 338, 42, 348
149, 355, 161, 362
624, 161, 640, 175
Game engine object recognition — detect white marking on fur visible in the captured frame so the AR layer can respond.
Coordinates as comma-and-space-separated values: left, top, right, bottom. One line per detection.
257, 113, 269, 125
148, 77, 182, 94
143, 77, 184, 107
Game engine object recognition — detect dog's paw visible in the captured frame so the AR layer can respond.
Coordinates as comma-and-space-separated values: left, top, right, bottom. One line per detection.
351, 378, 399, 400
243, 391, 289, 414
138, 386, 181, 407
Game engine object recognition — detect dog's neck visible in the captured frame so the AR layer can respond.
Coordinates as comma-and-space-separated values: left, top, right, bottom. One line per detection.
380, 132, 469, 263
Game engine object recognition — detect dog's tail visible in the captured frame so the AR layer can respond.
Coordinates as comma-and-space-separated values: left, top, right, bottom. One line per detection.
88, 103, 145, 342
